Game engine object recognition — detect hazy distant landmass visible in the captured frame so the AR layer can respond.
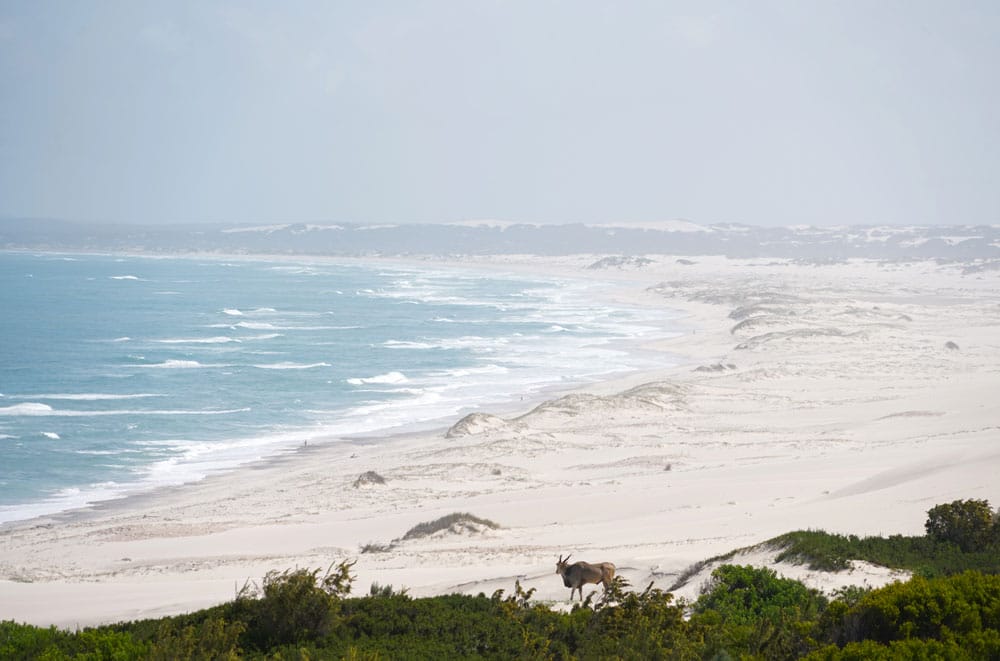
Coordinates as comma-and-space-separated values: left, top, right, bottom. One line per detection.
2, 217, 999, 262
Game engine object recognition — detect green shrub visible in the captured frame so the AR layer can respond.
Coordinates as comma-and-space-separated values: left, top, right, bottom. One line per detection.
820, 571, 1000, 648
769, 528, 1000, 578
925, 498, 998, 552
233, 560, 355, 651
0, 620, 149, 660
691, 565, 827, 659
147, 617, 243, 660
0, 621, 66, 660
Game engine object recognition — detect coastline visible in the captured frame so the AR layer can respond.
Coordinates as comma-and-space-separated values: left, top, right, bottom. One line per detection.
0, 250, 680, 526
2, 253, 999, 628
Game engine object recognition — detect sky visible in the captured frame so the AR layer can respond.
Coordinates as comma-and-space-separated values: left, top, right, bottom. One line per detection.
0, 1, 997, 227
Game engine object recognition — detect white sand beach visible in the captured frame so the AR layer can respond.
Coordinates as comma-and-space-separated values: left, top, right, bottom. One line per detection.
2, 254, 999, 628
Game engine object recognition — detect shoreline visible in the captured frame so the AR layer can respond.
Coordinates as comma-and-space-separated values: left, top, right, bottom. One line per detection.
0, 250, 685, 528
2, 253, 999, 628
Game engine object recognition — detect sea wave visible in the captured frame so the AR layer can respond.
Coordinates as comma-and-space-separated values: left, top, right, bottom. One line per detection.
253, 362, 331, 370
438, 364, 510, 378
383, 340, 437, 350
0, 403, 251, 417
110, 275, 142, 281
14, 393, 162, 401
234, 321, 356, 331
233, 322, 277, 330
156, 336, 243, 344
136, 360, 209, 369
347, 371, 409, 385
0, 403, 56, 415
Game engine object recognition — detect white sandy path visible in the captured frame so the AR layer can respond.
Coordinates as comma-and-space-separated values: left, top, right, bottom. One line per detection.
1, 255, 999, 628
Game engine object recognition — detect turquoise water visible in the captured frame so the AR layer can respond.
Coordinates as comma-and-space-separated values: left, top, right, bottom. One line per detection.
0, 252, 676, 523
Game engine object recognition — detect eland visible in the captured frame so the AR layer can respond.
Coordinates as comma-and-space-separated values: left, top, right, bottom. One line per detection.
555, 554, 616, 601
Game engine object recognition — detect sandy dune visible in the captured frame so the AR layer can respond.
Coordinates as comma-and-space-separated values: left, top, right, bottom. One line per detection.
2, 255, 998, 628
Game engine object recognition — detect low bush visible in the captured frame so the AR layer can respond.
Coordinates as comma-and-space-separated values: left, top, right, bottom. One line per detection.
401, 512, 500, 540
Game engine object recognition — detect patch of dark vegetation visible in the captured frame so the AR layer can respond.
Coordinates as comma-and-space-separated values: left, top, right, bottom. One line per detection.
402, 512, 500, 540
368, 582, 408, 598
671, 498, 1000, 592
352, 471, 386, 488
770, 498, 1000, 577
359, 541, 393, 554
586, 255, 654, 270
694, 363, 737, 372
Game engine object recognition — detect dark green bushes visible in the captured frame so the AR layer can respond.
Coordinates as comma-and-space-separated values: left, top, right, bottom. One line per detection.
771, 525, 1000, 578
5, 566, 1000, 660
226, 561, 355, 651
0, 620, 150, 660
809, 571, 1000, 659
925, 498, 1000, 552
5, 499, 1000, 659
690, 565, 827, 660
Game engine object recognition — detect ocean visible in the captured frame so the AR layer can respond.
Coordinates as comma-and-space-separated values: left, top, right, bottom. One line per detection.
0, 252, 677, 524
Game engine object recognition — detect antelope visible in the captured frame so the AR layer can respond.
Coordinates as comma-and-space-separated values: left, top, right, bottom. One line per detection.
555, 554, 616, 601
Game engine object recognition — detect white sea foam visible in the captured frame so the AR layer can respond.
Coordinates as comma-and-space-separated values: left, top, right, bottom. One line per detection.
41, 432, 60, 439
112, 337, 132, 342
0, 482, 130, 525
253, 362, 331, 370
0, 403, 249, 417
438, 364, 510, 378
383, 340, 437, 350
234, 322, 278, 330
156, 336, 242, 344
138, 360, 206, 369
223, 308, 244, 316
0, 403, 55, 415
110, 275, 142, 281
17, 393, 162, 401
347, 371, 409, 385
234, 321, 355, 331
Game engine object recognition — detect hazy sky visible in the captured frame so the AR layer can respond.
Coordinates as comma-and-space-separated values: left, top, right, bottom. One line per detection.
1, 1, 997, 227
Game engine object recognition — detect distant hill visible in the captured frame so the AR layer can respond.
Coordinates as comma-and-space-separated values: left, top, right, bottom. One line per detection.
2, 217, 999, 262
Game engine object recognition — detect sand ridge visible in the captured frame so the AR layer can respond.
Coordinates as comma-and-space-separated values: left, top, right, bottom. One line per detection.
1, 255, 998, 627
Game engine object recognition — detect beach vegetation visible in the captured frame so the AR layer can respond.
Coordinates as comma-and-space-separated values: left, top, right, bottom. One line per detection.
689, 564, 827, 659
767, 500, 1000, 578
4, 567, 1000, 660
352, 471, 386, 488
924, 498, 998, 552
401, 512, 500, 540
359, 541, 393, 554
5, 500, 1000, 659
367, 582, 408, 598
